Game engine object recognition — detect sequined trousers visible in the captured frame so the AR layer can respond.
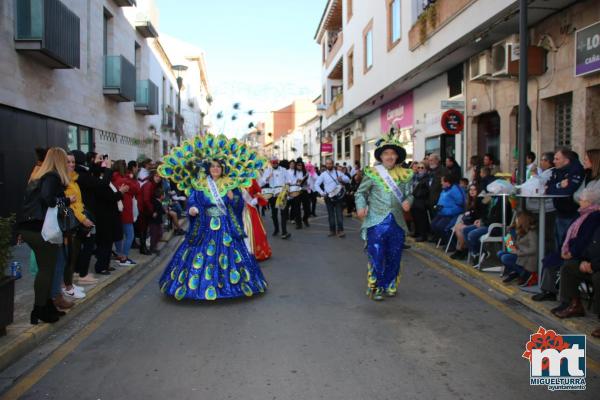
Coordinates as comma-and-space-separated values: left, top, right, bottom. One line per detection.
365, 213, 405, 298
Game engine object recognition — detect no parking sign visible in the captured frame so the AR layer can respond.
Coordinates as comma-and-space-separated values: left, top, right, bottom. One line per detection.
441, 109, 464, 135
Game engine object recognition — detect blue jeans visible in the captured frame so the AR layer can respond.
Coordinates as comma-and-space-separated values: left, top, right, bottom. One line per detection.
554, 216, 576, 250
52, 245, 66, 298
497, 251, 526, 276
115, 223, 134, 257
325, 198, 344, 233
466, 226, 489, 254
430, 215, 455, 241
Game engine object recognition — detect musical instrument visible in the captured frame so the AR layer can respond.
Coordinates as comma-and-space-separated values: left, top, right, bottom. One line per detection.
261, 187, 279, 200
328, 185, 346, 202
288, 185, 302, 198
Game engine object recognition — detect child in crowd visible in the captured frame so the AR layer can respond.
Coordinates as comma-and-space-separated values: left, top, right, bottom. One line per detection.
149, 187, 166, 255
498, 211, 538, 286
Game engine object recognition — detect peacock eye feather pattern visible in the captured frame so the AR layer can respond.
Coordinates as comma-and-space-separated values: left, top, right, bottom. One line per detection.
158, 133, 267, 197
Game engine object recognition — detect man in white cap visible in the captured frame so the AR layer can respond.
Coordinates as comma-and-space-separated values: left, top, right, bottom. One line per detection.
260, 156, 292, 239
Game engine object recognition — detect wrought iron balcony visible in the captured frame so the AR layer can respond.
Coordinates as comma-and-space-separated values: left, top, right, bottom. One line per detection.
135, 80, 159, 115
14, 0, 80, 69
103, 56, 136, 102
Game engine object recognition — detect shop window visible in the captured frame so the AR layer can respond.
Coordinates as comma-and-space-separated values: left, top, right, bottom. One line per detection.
336, 133, 342, 160
344, 130, 351, 158
67, 125, 78, 150
554, 93, 572, 149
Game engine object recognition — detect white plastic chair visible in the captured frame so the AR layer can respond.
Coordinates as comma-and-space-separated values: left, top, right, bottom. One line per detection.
474, 223, 504, 270
444, 213, 464, 253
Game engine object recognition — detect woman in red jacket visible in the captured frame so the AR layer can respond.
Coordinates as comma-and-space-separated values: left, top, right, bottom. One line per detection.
242, 179, 272, 261
113, 160, 141, 264
137, 171, 161, 255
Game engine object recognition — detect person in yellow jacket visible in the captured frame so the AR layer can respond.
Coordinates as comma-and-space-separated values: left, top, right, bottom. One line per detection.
65, 154, 96, 297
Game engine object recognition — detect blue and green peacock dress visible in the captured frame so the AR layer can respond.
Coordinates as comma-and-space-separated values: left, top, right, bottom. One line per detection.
159, 187, 267, 300
156, 133, 269, 301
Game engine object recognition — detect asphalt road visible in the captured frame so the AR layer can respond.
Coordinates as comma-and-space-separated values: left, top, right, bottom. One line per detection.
1, 208, 598, 399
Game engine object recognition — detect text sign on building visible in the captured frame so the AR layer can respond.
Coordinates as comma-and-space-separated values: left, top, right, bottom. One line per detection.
321, 143, 333, 153
440, 100, 465, 110
380, 91, 414, 133
441, 109, 464, 135
575, 20, 600, 77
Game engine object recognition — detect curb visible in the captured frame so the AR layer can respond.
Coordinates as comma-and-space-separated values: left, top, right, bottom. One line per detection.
407, 238, 600, 347
0, 231, 184, 373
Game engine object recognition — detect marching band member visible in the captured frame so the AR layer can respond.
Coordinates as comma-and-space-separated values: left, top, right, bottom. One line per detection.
355, 133, 413, 301
260, 156, 292, 239
289, 160, 309, 229
315, 158, 350, 238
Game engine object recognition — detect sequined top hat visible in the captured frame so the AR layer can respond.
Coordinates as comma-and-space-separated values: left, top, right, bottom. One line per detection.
374, 129, 407, 164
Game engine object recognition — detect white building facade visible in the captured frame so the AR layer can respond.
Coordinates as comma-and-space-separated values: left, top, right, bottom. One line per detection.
315, 0, 586, 170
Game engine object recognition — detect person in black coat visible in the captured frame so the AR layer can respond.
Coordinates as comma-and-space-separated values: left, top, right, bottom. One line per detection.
410, 162, 430, 242
445, 157, 462, 182
89, 154, 128, 275
69, 150, 112, 281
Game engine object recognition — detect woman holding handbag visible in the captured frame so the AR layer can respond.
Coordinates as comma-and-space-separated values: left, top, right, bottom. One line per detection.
18, 147, 74, 324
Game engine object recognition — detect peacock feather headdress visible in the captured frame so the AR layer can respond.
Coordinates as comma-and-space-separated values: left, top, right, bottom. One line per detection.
157, 134, 267, 197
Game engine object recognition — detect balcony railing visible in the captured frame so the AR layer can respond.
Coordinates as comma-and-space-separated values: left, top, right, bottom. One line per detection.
162, 106, 175, 129
14, 0, 80, 69
325, 31, 343, 68
103, 55, 136, 102
135, 80, 159, 115
408, 0, 475, 50
325, 93, 344, 118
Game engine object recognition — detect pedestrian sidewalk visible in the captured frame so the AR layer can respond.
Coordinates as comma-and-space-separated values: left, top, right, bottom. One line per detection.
0, 226, 185, 372
407, 238, 600, 347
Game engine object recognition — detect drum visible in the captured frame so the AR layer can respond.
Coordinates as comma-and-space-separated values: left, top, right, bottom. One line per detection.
328, 185, 346, 202
288, 185, 302, 198
262, 188, 277, 200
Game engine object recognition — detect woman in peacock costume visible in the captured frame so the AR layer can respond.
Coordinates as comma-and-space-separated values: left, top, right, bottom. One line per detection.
355, 132, 414, 301
157, 134, 268, 300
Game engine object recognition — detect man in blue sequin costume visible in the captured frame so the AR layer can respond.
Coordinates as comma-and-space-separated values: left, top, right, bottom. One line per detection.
355, 134, 413, 301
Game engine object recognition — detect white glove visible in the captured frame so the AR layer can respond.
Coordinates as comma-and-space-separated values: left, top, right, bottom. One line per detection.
251, 198, 258, 206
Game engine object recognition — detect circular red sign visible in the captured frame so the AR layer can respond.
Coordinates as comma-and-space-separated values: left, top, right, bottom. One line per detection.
441, 109, 464, 135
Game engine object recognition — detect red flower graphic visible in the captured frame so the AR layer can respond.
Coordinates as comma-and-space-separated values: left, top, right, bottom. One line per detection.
522, 326, 570, 371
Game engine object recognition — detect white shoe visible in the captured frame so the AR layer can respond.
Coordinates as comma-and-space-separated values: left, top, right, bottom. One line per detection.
63, 286, 86, 299
72, 283, 85, 292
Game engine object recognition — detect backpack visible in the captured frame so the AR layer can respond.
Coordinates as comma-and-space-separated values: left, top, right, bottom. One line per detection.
19, 179, 44, 223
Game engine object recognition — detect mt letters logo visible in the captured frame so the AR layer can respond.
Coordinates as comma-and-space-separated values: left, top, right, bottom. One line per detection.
523, 326, 586, 391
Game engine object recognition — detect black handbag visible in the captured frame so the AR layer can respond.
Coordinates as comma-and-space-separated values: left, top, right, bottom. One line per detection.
56, 198, 80, 232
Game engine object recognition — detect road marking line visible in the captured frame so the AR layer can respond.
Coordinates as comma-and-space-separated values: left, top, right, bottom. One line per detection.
411, 251, 600, 376
1, 266, 162, 400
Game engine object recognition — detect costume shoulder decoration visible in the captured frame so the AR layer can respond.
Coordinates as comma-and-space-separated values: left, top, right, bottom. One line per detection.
157, 134, 267, 197
363, 165, 413, 191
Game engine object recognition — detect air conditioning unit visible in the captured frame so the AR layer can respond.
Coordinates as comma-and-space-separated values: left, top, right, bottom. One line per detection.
469, 50, 492, 81
491, 40, 515, 77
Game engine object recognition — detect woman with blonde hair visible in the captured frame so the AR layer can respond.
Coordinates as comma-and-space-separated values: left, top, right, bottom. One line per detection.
18, 147, 74, 324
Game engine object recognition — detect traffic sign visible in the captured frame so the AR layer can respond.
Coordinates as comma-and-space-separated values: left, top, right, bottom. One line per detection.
441, 100, 465, 110
441, 109, 464, 135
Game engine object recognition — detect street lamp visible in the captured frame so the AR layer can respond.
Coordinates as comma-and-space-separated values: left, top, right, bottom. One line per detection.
172, 64, 188, 144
